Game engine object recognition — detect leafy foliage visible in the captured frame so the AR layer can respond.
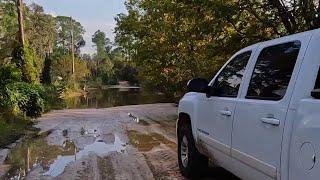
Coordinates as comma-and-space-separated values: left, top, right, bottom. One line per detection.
0, 64, 21, 85
0, 1, 19, 62
42, 54, 52, 84
11, 45, 41, 84
90, 30, 138, 86
0, 1, 92, 147
26, 3, 56, 58
115, 0, 320, 98
0, 1, 88, 121
51, 54, 90, 85
1, 82, 45, 118
55, 16, 86, 54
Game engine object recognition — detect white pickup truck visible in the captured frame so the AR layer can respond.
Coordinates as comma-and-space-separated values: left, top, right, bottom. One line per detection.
177, 29, 320, 180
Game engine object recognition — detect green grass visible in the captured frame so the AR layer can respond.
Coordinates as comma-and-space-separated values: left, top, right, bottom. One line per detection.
0, 118, 39, 148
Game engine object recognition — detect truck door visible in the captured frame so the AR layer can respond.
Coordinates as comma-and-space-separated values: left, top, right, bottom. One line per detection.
288, 33, 320, 180
232, 38, 308, 180
197, 50, 252, 157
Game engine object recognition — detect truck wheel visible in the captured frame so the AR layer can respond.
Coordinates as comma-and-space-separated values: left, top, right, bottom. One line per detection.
178, 124, 208, 178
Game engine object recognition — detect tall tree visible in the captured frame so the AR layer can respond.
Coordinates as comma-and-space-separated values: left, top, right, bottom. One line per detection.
42, 54, 52, 84
55, 16, 85, 54
0, 1, 90, 87
16, 0, 25, 46
115, 0, 320, 97
26, 3, 56, 58
92, 30, 114, 80
51, 54, 89, 84
0, 1, 19, 62
267, 0, 320, 33
92, 30, 112, 59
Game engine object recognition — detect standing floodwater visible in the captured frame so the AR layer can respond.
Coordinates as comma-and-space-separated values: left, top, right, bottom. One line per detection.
64, 88, 172, 109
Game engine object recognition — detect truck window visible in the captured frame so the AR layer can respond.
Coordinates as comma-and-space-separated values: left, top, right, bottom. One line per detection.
314, 67, 320, 90
211, 51, 252, 98
246, 41, 301, 100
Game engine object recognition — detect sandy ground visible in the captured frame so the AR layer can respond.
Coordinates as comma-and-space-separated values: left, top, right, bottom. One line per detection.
1, 103, 238, 180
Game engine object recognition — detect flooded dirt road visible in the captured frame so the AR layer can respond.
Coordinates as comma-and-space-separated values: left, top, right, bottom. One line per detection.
1, 103, 238, 180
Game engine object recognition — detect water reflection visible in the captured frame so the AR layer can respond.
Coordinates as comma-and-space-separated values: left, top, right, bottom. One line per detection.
127, 130, 176, 152
64, 88, 171, 109
5, 134, 77, 179
43, 135, 125, 177
5, 131, 126, 179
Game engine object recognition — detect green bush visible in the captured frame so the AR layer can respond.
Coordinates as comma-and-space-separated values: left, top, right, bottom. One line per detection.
1, 83, 45, 118
42, 84, 65, 111
0, 64, 21, 86
12, 45, 41, 84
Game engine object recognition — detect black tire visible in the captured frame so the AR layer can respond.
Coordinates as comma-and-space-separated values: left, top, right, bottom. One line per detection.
178, 123, 208, 178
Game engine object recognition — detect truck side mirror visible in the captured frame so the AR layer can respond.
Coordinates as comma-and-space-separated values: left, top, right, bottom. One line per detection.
187, 78, 209, 93
311, 89, 320, 99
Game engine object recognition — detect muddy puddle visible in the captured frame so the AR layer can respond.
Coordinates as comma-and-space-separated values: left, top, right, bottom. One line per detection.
0, 104, 182, 180
3, 129, 126, 179
127, 130, 176, 152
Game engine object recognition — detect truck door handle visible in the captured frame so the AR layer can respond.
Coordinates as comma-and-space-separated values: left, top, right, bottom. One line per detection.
220, 110, 232, 116
261, 118, 280, 126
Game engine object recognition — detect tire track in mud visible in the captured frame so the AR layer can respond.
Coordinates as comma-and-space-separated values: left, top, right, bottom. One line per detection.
126, 115, 184, 180
3, 104, 183, 180
97, 156, 115, 180
143, 148, 184, 180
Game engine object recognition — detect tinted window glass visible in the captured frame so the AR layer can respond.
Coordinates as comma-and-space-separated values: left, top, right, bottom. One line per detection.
246, 41, 301, 100
314, 67, 320, 89
211, 51, 252, 97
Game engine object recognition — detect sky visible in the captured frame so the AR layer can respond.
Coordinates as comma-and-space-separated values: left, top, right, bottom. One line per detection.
26, 0, 127, 55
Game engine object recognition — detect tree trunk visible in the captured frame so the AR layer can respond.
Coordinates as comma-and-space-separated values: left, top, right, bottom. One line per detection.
269, 0, 296, 34
16, 0, 25, 47
70, 17, 75, 75
71, 29, 75, 75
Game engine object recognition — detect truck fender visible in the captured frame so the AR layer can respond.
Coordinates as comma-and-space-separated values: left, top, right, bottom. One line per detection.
177, 95, 199, 143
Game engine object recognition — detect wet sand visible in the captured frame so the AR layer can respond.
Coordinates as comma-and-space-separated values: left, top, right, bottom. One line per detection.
1, 103, 238, 180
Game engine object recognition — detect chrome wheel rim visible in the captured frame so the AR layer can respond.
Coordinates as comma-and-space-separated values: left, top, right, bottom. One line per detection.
181, 136, 189, 168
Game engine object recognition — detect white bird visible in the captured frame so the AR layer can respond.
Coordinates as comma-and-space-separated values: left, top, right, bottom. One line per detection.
128, 113, 140, 123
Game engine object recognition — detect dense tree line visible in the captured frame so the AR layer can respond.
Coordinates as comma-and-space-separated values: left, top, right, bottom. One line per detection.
1, 0, 88, 85
89, 30, 138, 86
2, 0, 319, 118
115, 0, 320, 98
0, 0, 136, 122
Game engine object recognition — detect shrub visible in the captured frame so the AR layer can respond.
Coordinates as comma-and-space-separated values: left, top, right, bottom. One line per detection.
1, 83, 45, 118
42, 84, 65, 111
12, 45, 41, 84
0, 64, 21, 86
